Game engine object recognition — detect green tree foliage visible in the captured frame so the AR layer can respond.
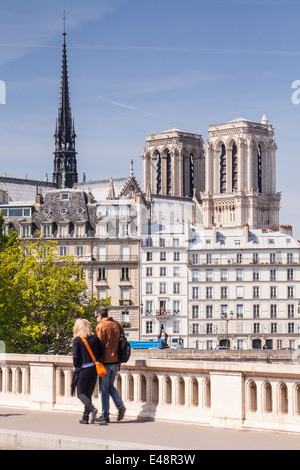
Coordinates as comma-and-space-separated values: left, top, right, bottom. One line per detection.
0, 211, 18, 252
0, 236, 110, 354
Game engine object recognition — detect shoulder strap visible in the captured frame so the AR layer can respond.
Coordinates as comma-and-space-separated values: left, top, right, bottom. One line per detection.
79, 335, 96, 362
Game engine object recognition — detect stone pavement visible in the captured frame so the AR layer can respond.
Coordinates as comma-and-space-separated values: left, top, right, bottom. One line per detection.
0, 407, 300, 450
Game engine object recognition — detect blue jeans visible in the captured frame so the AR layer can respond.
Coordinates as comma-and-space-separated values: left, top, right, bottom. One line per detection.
98, 363, 123, 419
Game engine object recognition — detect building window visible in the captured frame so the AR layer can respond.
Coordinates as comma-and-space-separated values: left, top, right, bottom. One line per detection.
253, 305, 260, 319
288, 286, 294, 299
253, 286, 259, 299
159, 283, 166, 294
288, 304, 294, 318
192, 305, 199, 319
206, 287, 212, 299
270, 304, 277, 319
146, 321, 153, 334
76, 246, 83, 257
288, 323, 295, 334
236, 269, 243, 281
270, 269, 276, 281
173, 282, 180, 294
270, 253, 276, 264
206, 305, 213, 319
192, 287, 199, 299
287, 269, 294, 280
174, 267, 180, 277
192, 324, 199, 334
98, 267, 106, 281
145, 301, 153, 315
206, 324, 213, 334
60, 246, 67, 256
22, 225, 30, 237
97, 287, 106, 300
221, 287, 227, 299
236, 304, 243, 318
160, 252, 166, 261
174, 252, 180, 261
121, 311, 129, 323
146, 267, 152, 277
236, 286, 243, 299
160, 267, 167, 276
287, 253, 293, 263
60, 193, 69, 200
253, 269, 259, 281
121, 267, 129, 281
221, 270, 227, 281
206, 270, 213, 281
173, 300, 180, 315
146, 283, 153, 295
271, 323, 277, 333
253, 323, 260, 333
146, 252, 153, 261
173, 320, 180, 334
270, 286, 277, 299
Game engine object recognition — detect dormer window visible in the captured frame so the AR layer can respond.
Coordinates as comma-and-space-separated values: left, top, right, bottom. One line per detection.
61, 193, 69, 201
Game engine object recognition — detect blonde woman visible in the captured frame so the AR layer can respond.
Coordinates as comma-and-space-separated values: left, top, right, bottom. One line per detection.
72, 318, 104, 424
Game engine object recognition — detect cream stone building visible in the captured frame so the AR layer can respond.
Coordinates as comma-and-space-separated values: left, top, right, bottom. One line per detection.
201, 115, 281, 229
187, 224, 300, 350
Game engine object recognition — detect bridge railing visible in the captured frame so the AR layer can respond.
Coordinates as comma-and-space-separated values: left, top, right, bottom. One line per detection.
1, 353, 300, 433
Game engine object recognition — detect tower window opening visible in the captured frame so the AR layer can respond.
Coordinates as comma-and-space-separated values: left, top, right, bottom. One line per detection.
220, 144, 226, 193
167, 152, 171, 195
190, 153, 194, 197
232, 144, 237, 191
257, 145, 262, 193
156, 153, 161, 194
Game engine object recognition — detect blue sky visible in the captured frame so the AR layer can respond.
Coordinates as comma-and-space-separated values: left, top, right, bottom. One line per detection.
1, 0, 300, 236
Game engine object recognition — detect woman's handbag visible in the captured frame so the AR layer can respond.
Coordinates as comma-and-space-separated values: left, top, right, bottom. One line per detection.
79, 336, 107, 377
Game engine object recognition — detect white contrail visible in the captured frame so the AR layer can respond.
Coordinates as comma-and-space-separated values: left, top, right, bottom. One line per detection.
97, 95, 156, 117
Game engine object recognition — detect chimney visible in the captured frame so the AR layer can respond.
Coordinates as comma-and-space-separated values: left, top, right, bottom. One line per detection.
243, 223, 249, 242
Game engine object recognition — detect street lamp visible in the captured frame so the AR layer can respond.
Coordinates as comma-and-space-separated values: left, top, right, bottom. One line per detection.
221, 310, 234, 348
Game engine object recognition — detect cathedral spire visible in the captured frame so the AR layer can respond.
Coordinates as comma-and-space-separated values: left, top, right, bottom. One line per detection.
53, 19, 78, 189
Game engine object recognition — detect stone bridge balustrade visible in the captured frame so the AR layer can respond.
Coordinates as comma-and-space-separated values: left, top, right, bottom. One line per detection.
1, 353, 300, 433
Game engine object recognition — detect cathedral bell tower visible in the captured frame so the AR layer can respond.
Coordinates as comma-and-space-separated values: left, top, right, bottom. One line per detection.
201, 115, 281, 229
53, 26, 78, 189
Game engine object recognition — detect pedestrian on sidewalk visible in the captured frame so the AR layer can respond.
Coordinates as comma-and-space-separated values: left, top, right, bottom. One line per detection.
72, 318, 105, 424
94, 305, 126, 424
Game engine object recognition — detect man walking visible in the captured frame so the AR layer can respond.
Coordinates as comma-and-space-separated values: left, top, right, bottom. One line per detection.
95, 305, 126, 423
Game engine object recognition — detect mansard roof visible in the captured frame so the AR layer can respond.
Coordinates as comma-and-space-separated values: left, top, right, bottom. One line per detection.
0, 177, 56, 203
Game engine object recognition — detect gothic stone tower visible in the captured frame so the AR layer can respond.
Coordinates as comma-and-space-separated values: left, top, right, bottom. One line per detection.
201, 114, 281, 229
53, 29, 78, 189
141, 127, 204, 198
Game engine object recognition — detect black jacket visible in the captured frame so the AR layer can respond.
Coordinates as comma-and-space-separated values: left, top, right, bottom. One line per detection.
71, 335, 105, 396
72, 334, 105, 368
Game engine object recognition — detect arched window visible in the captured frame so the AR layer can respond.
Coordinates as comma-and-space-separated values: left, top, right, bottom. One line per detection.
190, 153, 194, 197
166, 151, 171, 195
220, 144, 226, 193
257, 145, 262, 193
232, 144, 238, 191
156, 153, 161, 194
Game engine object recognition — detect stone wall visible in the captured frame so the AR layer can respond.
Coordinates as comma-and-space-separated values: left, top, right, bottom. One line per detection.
1, 352, 300, 433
